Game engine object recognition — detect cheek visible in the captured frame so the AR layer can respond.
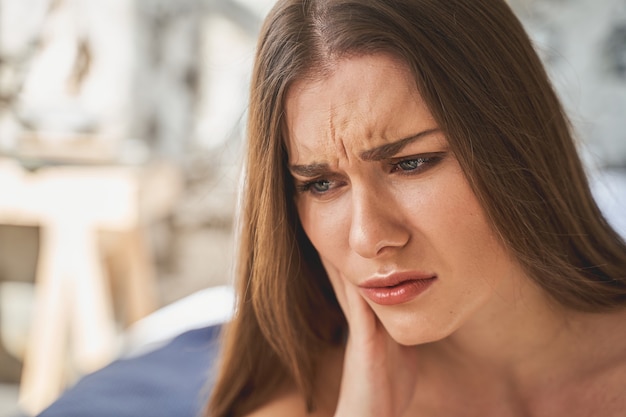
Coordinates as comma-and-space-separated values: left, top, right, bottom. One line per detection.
296, 199, 348, 257
296, 199, 316, 242
446, 198, 511, 286
425, 175, 506, 272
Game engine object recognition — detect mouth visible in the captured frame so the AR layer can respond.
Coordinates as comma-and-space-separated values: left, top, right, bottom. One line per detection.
359, 273, 437, 306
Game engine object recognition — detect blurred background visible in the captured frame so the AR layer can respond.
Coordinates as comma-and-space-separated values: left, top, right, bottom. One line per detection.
0, 0, 624, 416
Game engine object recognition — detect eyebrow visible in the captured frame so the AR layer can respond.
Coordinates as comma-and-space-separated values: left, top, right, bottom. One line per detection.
289, 128, 441, 178
359, 128, 440, 161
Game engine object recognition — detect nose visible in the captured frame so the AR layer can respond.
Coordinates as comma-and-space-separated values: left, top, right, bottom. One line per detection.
348, 185, 410, 258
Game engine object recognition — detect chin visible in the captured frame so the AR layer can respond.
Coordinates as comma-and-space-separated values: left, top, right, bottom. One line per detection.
387, 329, 449, 346
381, 314, 455, 346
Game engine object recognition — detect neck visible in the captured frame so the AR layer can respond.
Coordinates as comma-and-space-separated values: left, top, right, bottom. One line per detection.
422, 274, 624, 393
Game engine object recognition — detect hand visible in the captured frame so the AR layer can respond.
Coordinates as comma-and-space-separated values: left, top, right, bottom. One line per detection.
324, 261, 419, 417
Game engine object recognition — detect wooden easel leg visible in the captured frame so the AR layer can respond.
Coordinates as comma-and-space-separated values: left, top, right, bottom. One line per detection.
119, 227, 158, 326
68, 222, 117, 374
18, 225, 70, 415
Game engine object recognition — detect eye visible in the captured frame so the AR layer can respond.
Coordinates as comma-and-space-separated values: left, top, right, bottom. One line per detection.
397, 158, 426, 171
296, 178, 334, 195
310, 180, 331, 193
390, 153, 445, 175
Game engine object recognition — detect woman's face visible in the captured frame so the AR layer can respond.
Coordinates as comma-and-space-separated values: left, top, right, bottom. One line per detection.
284, 54, 526, 345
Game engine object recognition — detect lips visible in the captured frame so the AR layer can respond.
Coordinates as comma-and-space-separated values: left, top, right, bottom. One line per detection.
359, 272, 436, 306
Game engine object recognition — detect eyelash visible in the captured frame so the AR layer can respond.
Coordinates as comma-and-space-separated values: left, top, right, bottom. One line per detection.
389, 154, 442, 174
295, 153, 444, 196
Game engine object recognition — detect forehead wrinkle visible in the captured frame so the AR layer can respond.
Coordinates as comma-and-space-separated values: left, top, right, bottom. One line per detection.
285, 54, 431, 169
326, 97, 374, 166
327, 104, 347, 162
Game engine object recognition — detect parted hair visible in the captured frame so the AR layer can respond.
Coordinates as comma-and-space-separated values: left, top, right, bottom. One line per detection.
206, 1, 626, 416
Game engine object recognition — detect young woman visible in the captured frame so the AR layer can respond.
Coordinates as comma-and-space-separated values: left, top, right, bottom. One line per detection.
206, 1, 626, 416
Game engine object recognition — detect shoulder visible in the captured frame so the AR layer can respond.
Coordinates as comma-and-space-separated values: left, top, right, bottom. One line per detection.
242, 388, 311, 417
243, 346, 344, 417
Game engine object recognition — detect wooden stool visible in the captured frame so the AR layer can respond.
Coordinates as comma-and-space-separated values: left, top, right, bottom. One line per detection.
0, 158, 181, 415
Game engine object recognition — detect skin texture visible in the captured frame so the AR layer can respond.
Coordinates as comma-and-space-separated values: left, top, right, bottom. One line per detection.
285, 54, 531, 347
207, 2, 626, 416
284, 53, 536, 415
252, 53, 626, 417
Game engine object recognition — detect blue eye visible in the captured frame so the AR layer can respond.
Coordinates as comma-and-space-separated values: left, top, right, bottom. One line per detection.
397, 157, 428, 171
296, 179, 333, 195
311, 180, 331, 192
391, 154, 444, 174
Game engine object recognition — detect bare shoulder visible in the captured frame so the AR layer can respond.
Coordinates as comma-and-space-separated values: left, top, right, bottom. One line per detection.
242, 388, 310, 417
244, 346, 343, 417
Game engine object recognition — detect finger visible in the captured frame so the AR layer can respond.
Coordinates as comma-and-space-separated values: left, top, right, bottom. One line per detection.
342, 281, 378, 338
320, 258, 379, 337
320, 258, 350, 316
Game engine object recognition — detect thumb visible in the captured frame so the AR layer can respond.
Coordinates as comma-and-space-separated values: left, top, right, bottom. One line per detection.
321, 258, 377, 333
342, 280, 379, 340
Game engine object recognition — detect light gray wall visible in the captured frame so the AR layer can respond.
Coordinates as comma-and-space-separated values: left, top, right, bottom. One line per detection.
510, 0, 626, 168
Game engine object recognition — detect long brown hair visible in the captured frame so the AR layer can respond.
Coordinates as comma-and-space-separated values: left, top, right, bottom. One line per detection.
206, 1, 626, 415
